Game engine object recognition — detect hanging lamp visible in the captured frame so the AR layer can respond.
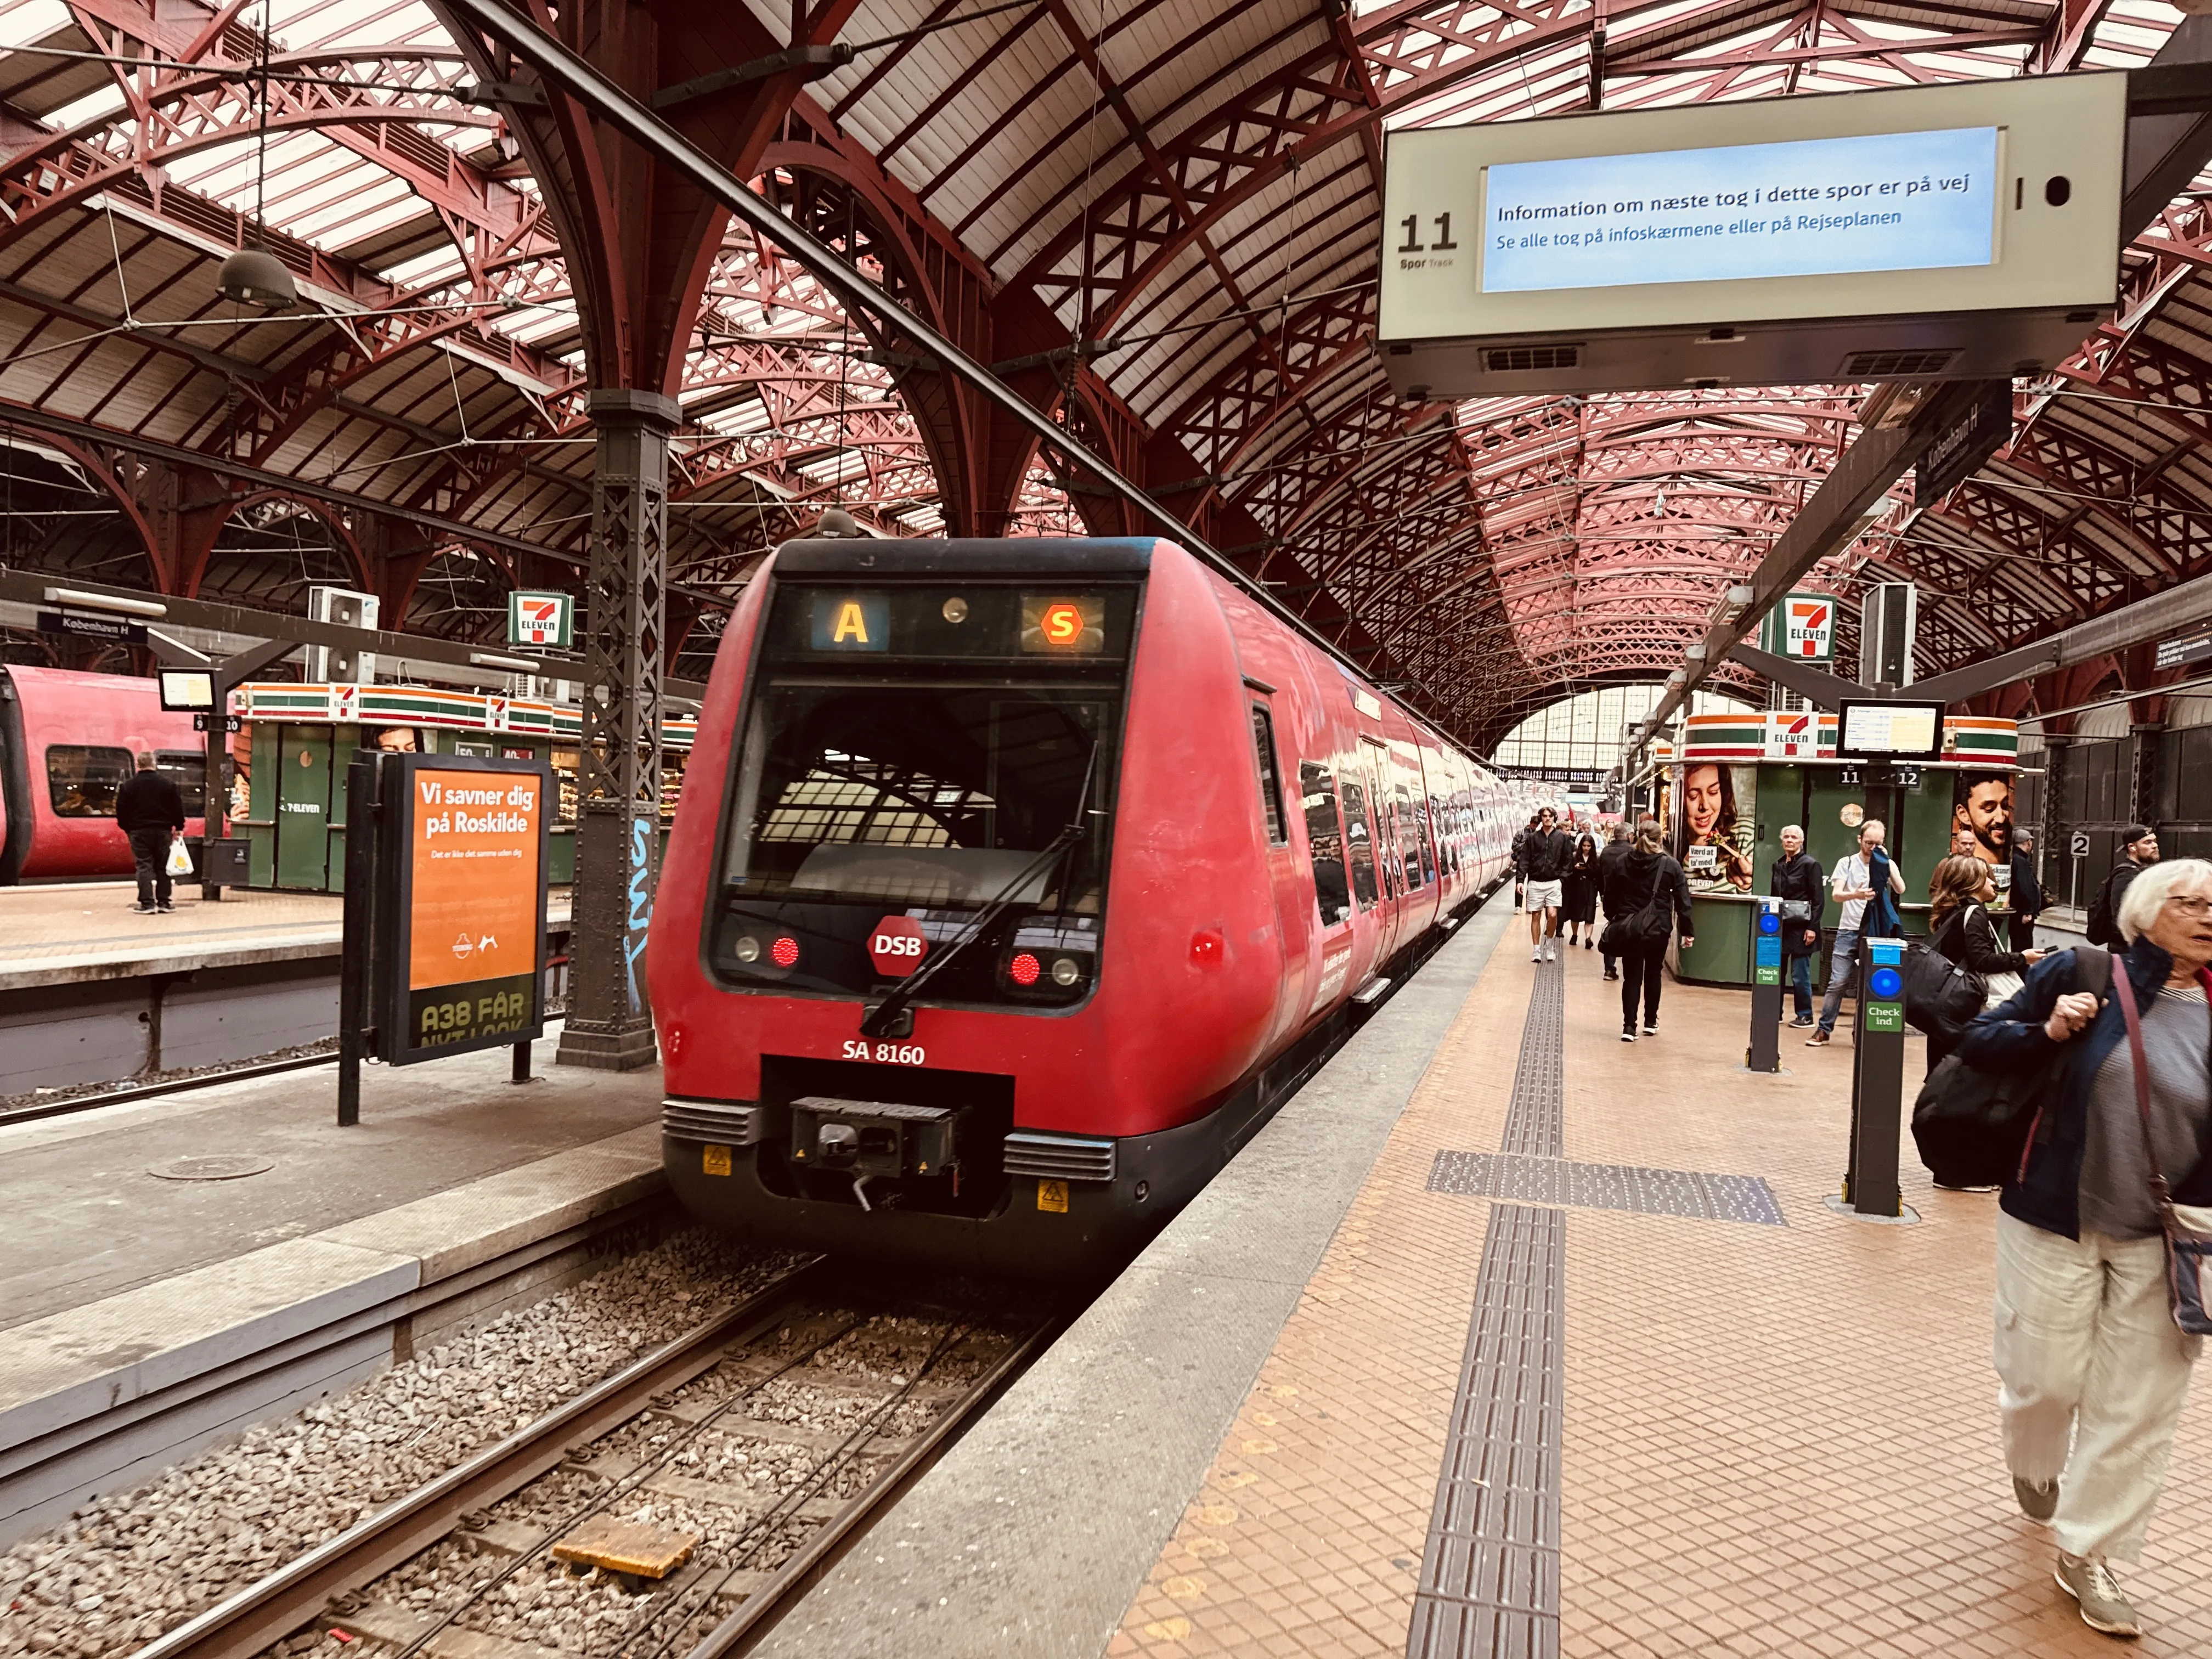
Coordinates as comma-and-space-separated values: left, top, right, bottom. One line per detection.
217, 5, 297, 311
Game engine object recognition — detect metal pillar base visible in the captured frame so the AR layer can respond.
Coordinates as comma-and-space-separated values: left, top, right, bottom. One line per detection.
554, 1019, 659, 1071
1824, 1193, 1922, 1226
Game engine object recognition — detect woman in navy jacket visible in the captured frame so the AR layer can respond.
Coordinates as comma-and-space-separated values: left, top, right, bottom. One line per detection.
1954, 856, 2212, 1639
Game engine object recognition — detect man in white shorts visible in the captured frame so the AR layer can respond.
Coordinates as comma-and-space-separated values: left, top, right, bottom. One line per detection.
1520, 805, 1573, 961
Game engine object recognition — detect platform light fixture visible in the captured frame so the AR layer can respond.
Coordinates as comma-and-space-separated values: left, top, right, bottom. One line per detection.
43, 586, 166, 618
469, 650, 538, 672
214, 9, 298, 314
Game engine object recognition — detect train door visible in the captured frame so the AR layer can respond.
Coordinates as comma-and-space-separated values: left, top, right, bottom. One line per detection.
1244, 699, 1309, 1046
274, 723, 334, 889
1356, 737, 1400, 964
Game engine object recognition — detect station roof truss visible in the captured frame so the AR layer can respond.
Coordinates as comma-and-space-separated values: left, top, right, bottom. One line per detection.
3, 0, 2210, 731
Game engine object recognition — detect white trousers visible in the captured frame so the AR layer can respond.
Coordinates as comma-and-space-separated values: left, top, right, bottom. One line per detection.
1994, 1210, 2200, 1562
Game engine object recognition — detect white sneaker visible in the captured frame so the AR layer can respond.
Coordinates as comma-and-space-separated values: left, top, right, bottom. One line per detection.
1532, 947, 1543, 962
1620, 1030, 1637, 1042
1544, 944, 1556, 962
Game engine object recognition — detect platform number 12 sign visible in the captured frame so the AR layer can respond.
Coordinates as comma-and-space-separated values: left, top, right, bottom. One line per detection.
507, 590, 573, 650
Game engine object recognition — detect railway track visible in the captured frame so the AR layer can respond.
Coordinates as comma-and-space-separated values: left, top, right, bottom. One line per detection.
125, 1258, 1055, 1659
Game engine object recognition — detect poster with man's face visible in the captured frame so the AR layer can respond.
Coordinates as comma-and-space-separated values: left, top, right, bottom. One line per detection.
1951, 770, 2015, 867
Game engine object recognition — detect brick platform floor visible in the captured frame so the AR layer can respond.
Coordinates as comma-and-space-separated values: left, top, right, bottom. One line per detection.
1109, 927, 2212, 1658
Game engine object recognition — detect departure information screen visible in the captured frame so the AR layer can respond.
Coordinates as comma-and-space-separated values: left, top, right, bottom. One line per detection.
1481, 126, 1999, 294
1837, 700, 1945, 759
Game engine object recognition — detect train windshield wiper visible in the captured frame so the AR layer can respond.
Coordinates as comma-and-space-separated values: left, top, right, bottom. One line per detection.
858, 742, 1099, 1039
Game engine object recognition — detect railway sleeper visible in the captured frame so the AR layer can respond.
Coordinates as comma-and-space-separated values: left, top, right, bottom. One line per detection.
328, 1599, 564, 1659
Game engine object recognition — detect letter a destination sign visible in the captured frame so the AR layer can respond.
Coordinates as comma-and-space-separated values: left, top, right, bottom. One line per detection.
375, 753, 551, 1065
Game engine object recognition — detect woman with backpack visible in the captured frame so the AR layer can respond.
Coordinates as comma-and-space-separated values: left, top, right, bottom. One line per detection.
1952, 857, 2212, 1639
1599, 818, 1694, 1041
1925, 855, 2045, 1077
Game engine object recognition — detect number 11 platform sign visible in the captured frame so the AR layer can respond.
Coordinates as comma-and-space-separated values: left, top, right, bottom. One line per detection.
337, 751, 551, 1124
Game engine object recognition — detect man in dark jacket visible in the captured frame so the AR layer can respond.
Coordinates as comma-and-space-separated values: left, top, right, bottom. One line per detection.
2008, 828, 2044, 954
115, 753, 186, 914
1599, 817, 1694, 1038
2085, 825, 2157, 947
1770, 825, 1825, 1026
1519, 805, 1573, 962
1595, 822, 1633, 980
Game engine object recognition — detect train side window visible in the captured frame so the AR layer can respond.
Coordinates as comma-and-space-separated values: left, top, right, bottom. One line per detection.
1339, 775, 1380, 911
1297, 761, 1351, 927
1249, 706, 1287, 845
154, 750, 206, 815
46, 745, 132, 817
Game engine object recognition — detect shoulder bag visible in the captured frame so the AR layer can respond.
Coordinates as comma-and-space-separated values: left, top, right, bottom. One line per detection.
1904, 911, 1985, 1040
1910, 949, 2112, 1189
2109, 968, 2212, 1337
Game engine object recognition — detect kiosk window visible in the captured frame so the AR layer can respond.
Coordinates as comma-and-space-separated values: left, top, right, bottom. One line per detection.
1299, 761, 1350, 927
1249, 706, 1286, 845
46, 746, 131, 817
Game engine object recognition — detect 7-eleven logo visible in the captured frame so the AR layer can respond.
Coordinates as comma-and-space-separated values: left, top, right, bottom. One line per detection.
509, 591, 571, 647
1785, 597, 1832, 660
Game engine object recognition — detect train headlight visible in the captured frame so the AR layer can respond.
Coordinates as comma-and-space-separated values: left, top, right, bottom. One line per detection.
1009, 952, 1041, 986
1051, 956, 1082, 986
735, 936, 761, 963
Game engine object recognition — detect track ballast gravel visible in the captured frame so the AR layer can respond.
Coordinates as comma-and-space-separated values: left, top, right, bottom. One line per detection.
0, 1230, 797, 1659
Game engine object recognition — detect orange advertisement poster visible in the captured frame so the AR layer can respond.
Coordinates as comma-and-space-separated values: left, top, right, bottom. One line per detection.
400, 764, 544, 1054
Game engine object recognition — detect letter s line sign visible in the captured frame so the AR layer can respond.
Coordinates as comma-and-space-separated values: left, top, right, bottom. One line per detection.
868, 915, 930, 977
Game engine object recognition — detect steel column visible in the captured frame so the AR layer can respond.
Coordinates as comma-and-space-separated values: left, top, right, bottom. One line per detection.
556, 389, 677, 1073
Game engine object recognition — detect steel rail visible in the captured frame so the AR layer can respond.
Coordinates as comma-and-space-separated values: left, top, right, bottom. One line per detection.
688, 1311, 1060, 1656
0, 1049, 337, 1129
123, 1259, 835, 1659
434, 0, 1392, 692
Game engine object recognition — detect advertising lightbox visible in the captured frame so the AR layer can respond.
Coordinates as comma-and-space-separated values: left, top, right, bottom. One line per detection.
1379, 75, 2126, 397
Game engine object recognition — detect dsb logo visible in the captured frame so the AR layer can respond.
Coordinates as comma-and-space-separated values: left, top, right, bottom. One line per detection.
869, 916, 929, 977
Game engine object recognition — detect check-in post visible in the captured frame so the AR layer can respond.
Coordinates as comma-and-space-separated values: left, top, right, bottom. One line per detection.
1842, 939, 1912, 1220
1748, 897, 1784, 1073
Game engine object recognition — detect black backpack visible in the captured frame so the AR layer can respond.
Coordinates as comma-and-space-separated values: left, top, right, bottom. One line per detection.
2086, 866, 2125, 948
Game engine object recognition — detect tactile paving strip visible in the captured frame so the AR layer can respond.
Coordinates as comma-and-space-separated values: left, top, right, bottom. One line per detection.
1408, 956, 1565, 1658
1425, 1150, 1787, 1227
1497, 955, 1564, 1160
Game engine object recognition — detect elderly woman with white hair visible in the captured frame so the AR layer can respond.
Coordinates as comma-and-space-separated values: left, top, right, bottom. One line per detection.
1957, 856, 2212, 1639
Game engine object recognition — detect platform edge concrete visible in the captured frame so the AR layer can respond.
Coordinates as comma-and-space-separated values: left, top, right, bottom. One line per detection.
0, 1123, 674, 1549
752, 899, 1514, 1659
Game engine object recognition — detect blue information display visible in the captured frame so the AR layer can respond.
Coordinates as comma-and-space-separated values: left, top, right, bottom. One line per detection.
1481, 127, 1999, 294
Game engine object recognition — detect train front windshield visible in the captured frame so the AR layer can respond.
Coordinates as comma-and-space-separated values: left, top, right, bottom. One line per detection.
712, 580, 1137, 1006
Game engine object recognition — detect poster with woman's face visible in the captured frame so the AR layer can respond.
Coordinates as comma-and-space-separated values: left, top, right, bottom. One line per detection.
1679, 760, 1757, 894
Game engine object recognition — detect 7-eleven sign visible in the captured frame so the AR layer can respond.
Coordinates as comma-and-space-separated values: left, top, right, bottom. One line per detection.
1760, 591, 1834, 662
507, 591, 573, 649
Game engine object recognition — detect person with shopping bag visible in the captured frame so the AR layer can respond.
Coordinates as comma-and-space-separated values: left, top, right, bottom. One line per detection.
1951, 857, 2212, 1639
115, 752, 187, 915
1770, 826, 1824, 1027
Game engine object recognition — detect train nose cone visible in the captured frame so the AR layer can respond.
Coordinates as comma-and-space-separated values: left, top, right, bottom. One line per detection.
816, 1121, 860, 1164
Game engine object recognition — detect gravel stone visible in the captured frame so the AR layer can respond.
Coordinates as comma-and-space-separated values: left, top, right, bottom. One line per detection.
0, 1231, 794, 1659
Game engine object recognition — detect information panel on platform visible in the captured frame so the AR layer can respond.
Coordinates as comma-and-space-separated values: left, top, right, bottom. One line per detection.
1378, 76, 2126, 398
375, 753, 551, 1065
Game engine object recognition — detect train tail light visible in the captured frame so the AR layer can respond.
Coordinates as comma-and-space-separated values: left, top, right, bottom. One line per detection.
770, 935, 801, 968
1008, 951, 1042, 986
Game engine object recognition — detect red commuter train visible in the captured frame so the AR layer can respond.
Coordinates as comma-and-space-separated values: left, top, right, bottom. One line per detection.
0, 665, 208, 884
649, 537, 1529, 1275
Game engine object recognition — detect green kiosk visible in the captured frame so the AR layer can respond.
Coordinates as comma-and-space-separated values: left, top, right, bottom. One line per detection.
226, 682, 698, 894
1667, 708, 2022, 987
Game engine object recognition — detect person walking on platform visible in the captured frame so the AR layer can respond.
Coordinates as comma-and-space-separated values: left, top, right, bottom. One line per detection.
1807, 817, 1907, 1047
1597, 821, 1633, 982
1511, 813, 1537, 912
2010, 827, 2045, 955
1520, 805, 1573, 962
2086, 826, 2159, 949
1923, 855, 2042, 1081
1601, 819, 1693, 1040
115, 752, 185, 916
1955, 857, 2212, 1639
1771, 825, 1824, 1028
1561, 831, 1599, 950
